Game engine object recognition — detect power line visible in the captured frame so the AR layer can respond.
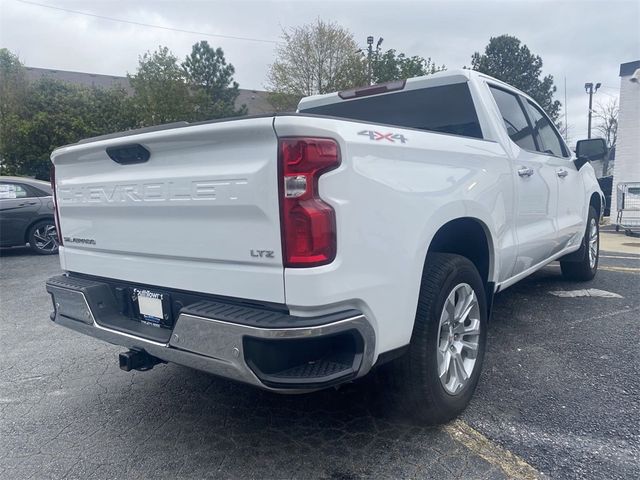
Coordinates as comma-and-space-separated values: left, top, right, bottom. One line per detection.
14, 0, 279, 45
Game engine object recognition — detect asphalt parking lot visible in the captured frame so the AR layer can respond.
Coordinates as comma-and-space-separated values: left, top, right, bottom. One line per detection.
1, 233, 638, 480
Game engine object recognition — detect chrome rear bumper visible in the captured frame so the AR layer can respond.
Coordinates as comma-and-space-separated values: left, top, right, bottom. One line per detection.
46, 275, 376, 392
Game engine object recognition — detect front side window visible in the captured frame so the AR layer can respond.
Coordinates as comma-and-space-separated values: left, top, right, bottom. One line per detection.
524, 101, 568, 157
300, 82, 483, 139
488, 86, 536, 151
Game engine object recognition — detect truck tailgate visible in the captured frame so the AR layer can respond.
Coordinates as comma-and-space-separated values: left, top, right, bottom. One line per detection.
51, 117, 284, 303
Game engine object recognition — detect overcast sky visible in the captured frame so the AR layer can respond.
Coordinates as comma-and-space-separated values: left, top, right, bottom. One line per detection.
1, 0, 638, 142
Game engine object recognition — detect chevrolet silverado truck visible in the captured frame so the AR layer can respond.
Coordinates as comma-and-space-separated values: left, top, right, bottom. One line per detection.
46, 70, 606, 423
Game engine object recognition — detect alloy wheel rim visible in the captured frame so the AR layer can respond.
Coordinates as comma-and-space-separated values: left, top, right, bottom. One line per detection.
436, 283, 481, 395
33, 224, 58, 252
588, 218, 598, 269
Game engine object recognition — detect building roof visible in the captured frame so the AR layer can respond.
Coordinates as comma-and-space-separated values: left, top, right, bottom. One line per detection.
24, 66, 272, 115
619, 60, 640, 77
25, 67, 133, 93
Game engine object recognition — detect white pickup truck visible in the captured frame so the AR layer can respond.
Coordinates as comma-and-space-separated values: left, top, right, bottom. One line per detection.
46, 69, 605, 423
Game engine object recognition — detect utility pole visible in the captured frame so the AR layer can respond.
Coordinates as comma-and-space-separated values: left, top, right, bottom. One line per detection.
366, 36, 383, 85
367, 36, 374, 85
564, 76, 568, 142
585, 82, 601, 139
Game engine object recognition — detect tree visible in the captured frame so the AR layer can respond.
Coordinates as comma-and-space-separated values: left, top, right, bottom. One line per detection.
0, 48, 27, 126
470, 35, 561, 121
593, 97, 618, 149
372, 50, 444, 84
1, 78, 134, 179
593, 97, 618, 176
1, 48, 137, 179
268, 19, 365, 98
182, 41, 246, 119
0, 49, 28, 175
128, 46, 196, 126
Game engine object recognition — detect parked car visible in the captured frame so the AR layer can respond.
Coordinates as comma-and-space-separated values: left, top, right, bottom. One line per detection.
46, 70, 604, 424
0, 176, 59, 254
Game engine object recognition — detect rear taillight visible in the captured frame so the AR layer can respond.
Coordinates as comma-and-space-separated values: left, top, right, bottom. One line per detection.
50, 165, 63, 246
279, 137, 340, 267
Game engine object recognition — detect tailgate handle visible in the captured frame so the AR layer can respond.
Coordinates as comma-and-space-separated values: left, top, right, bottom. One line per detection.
106, 144, 150, 165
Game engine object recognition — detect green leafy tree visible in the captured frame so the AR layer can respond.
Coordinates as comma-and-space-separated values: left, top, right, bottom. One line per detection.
268, 19, 366, 101
470, 35, 561, 121
182, 41, 246, 119
128, 46, 196, 126
2, 78, 134, 179
84, 86, 136, 134
0, 49, 27, 126
372, 49, 445, 84
0, 49, 27, 176
1, 48, 137, 179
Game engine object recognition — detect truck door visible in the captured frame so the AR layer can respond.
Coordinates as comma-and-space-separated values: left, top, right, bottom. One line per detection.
488, 86, 558, 275
522, 99, 584, 252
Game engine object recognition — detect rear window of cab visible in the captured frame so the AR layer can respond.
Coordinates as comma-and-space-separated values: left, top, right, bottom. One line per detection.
300, 82, 483, 139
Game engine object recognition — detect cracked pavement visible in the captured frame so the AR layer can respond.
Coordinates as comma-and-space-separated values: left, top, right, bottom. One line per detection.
1, 236, 638, 479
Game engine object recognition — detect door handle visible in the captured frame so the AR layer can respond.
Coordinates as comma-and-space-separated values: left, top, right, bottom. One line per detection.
18, 201, 38, 206
517, 167, 534, 177
557, 169, 569, 178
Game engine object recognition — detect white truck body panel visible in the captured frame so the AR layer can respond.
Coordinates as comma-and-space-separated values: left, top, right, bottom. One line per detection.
50, 69, 603, 364
51, 117, 285, 303
274, 115, 515, 354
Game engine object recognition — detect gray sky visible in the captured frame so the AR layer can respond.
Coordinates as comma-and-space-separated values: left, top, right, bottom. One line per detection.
1, 0, 638, 142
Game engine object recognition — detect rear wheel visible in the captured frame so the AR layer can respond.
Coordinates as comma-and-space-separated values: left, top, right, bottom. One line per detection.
382, 253, 487, 425
560, 207, 599, 281
28, 220, 59, 255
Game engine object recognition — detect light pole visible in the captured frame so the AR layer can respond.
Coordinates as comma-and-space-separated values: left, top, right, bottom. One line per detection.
367, 36, 374, 85
585, 82, 601, 139
366, 36, 383, 85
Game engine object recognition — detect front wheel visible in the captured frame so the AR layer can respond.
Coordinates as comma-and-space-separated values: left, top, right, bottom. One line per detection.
382, 253, 487, 425
28, 220, 59, 255
560, 206, 599, 281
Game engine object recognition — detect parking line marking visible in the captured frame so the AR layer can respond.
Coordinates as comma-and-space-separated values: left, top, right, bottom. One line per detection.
444, 419, 543, 479
599, 266, 640, 273
600, 255, 640, 260
549, 288, 623, 298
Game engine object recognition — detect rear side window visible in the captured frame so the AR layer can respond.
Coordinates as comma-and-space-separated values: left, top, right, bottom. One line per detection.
489, 86, 536, 151
300, 83, 483, 139
524, 101, 568, 157
0, 183, 28, 199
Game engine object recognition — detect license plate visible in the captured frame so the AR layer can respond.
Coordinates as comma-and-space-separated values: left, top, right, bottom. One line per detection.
134, 289, 166, 327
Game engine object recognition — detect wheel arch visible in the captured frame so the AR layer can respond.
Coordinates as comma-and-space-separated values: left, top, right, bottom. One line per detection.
425, 217, 495, 288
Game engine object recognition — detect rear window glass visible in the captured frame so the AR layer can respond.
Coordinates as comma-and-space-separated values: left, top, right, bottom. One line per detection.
300, 83, 483, 139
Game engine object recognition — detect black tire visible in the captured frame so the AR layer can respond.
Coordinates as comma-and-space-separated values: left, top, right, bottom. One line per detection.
28, 220, 59, 255
380, 253, 487, 425
560, 207, 599, 281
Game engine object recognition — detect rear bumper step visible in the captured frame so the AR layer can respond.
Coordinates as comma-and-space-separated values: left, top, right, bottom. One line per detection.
46, 275, 376, 391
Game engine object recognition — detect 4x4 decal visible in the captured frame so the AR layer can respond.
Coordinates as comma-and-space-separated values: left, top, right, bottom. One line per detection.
358, 130, 408, 143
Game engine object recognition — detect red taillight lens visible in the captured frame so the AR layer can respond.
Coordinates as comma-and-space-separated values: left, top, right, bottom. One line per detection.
279, 138, 340, 267
50, 165, 63, 246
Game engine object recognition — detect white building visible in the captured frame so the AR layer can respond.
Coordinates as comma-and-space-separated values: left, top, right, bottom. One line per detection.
611, 60, 640, 216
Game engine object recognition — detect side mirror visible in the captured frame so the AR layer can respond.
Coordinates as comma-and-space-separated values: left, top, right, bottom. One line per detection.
575, 138, 608, 170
